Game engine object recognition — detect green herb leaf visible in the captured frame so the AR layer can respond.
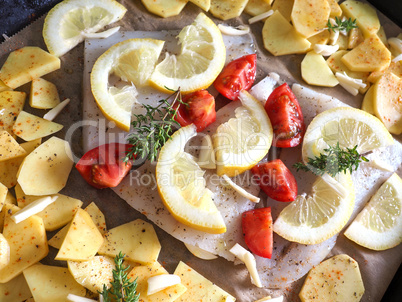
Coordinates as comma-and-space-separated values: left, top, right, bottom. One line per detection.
294, 143, 369, 177
99, 252, 140, 302
327, 17, 358, 33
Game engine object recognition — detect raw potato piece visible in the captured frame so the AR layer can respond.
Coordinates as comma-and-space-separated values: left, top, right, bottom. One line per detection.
373, 72, 402, 134
341, 35, 391, 72
0, 79, 10, 92
23, 264, 86, 302
291, 0, 330, 38
128, 261, 187, 302
85, 202, 107, 235
30, 78, 60, 109
17, 136, 74, 196
301, 52, 339, 87
361, 85, 375, 115
307, 31, 330, 50
244, 0, 273, 17
68, 256, 115, 294
299, 254, 364, 301
55, 208, 104, 261
348, 28, 364, 49
0, 182, 6, 211
271, 0, 294, 22
210, 0, 248, 20
174, 261, 235, 302
98, 219, 161, 264
48, 223, 69, 249
340, 0, 380, 37
0, 204, 48, 283
328, 0, 342, 17
262, 11, 311, 56
189, 0, 211, 11
0, 131, 26, 162
0, 46, 60, 89
12, 111, 63, 141
0, 91, 26, 134
141, 0, 187, 18
0, 273, 32, 302
367, 61, 402, 83
0, 233, 10, 270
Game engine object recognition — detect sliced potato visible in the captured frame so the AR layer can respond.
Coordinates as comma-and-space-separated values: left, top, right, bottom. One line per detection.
4, 191, 16, 205
23, 264, 86, 302
0, 91, 26, 134
174, 261, 235, 301
189, 0, 211, 11
68, 256, 115, 294
98, 219, 161, 265
262, 10, 311, 56
0, 204, 48, 283
210, 0, 248, 20
377, 26, 388, 47
244, 0, 273, 17
30, 78, 60, 109
307, 31, 330, 51
17, 136, 73, 196
341, 35, 391, 72
340, 0, 380, 38
84, 202, 107, 235
0, 46, 60, 89
128, 261, 187, 301
12, 111, 63, 141
0, 131, 26, 162
271, 0, 294, 22
367, 61, 402, 83
373, 72, 402, 134
334, 32, 349, 50
0, 233, 10, 270
0, 273, 32, 302
361, 85, 375, 115
141, 0, 187, 18
0, 79, 11, 93
0, 182, 7, 211
299, 254, 364, 301
302, 52, 339, 87
55, 208, 103, 261
291, 0, 330, 38
48, 222, 69, 249
328, 0, 342, 17
348, 28, 364, 49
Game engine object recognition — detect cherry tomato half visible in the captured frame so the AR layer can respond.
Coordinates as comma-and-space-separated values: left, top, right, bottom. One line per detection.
251, 159, 297, 202
213, 53, 257, 101
174, 90, 216, 132
76, 143, 133, 189
265, 83, 305, 148
242, 207, 273, 259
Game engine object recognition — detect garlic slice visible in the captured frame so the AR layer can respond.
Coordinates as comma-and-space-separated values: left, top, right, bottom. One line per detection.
335, 72, 366, 96
229, 243, 262, 287
248, 10, 274, 24
184, 242, 218, 260
43, 98, 70, 121
388, 37, 402, 55
147, 274, 181, 295
222, 175, 260, 203
218, 24, 250, 36
392, 54, 402, 63
82, 26, 120, 39
11, 195, 58, 224
313, 44, 339, 57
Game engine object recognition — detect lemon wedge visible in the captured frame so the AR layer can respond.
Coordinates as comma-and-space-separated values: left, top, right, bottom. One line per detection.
149, 13, 226, 93
274, 172, 355, 244
302, 107, 394, 162
156, 124, 226, 234
344, 173, 402, 250
213, 90, 273, 177
43, 0, 127, 57
91, 38, 164, 131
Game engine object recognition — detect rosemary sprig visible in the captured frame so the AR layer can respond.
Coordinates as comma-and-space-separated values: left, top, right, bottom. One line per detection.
124, 89, 183, 163
327, 17, 358, 33
294, 143, 369, 177
99, 252, 139, 302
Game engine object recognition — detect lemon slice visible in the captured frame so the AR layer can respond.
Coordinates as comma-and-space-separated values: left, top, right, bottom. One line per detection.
156, 124, 226, 234
149, 13, 226, 93
91, 38, 164, 131
43, 0, 127, 57
344, 173, 402, 250
213, 90, 273, 177
274, 172, 355, 244
302, 107, 394, 162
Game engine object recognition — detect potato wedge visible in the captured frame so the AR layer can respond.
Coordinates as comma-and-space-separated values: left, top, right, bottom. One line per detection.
262, 10, 311, 56
141, 0, 187, 18
17, 136, 73, 196
23, 264, 86, 302
299, 254, 364, 301
271, 0, 294, 22
68, 256, 115, 294
98, 219, 161, 265
128, 261, 187, 302
0, 204, 48, 283
85, 202, 107, 235
210, 0, 248, 20
174, 261, 235, 301
13, 111, 63, 141
244, 0, 273, 17
0, 233, 10, 270
0, 131, 26, 162
302, 52, 339, 87
0, 91, 26, 134
0, 46, 60, 89
291, 0, 330, 38
0, 273, 32, 302
348, 28, 364, 49
55, 208, 103, 261
30, 78, 60, 109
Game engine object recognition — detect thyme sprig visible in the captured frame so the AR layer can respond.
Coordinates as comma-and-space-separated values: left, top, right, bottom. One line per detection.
99, 252, 139, 302
124, 89, 184, 163
327, 17, 358, 33
294, 143, 369, 177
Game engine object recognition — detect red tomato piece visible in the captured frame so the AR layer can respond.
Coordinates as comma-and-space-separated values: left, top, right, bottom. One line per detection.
213, 53, 257, 101
242, 207, 273, 259
251, 159, 297, 202
174, 90, 216, 132
76, 143, 133, 189
264, 83, 305, 148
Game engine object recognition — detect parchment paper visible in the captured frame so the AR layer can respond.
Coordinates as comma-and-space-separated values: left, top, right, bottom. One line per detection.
0, 0, 401, 301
